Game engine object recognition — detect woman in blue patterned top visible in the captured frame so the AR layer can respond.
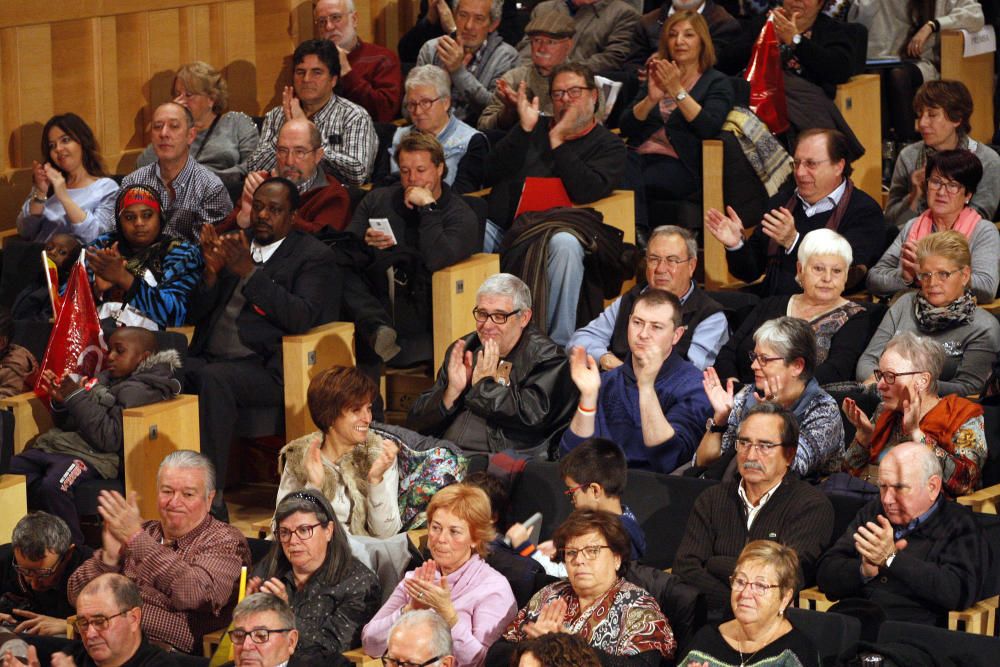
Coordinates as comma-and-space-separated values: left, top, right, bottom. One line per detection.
86, 185, 204, 330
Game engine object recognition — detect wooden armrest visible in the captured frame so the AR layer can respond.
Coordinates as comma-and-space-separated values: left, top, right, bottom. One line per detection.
165, 325, 194, 345
979, 299, 1000, 315
0, 228, 22, 249
949, 595, 1000, 635
466, 187, 492, 198
941, 31, 994, 143
796, 586, 835, 612
583, 190, 634, 245
408, 528, 428, 552
0, 475, 27, 544
252, 518, 272, 539
0, 391, 52, 454
343, 647, 382, 666
203, 628, 225, 658
957, 483, 1000, 514
66, 615, 76, 640
432, 253, 500, 369
834, 74, 881, 201
283, 321, 355, 441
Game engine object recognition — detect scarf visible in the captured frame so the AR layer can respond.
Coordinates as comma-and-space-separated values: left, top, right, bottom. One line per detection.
913, 288, 976, 333
767, 179, 854, 260
915, 133, 973, 172
868, 394, 984, 464
119, 233, 184, 282
905, 206, 981, 245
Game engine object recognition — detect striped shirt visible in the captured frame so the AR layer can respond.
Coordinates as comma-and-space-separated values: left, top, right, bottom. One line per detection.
247, 94, 376, 185
120, 157, 233, 244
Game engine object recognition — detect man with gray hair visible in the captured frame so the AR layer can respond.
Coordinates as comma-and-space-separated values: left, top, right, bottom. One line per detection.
383, 610, 455, 667
230, 593, 299, 667
0, 512, 91, 636
408, 273, 576, 452
817, 442, 988, 626
569, 225, 727, 371
415, 0, 519, 125
67, 451, 252, 653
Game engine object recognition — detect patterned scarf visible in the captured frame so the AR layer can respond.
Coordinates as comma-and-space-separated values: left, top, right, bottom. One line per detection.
119, 233, 184, 283
913, 288, 977, 333
916, 133, 972, 171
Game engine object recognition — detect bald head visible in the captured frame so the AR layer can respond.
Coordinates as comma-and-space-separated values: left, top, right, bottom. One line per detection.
275, 119, 323, 185
878, 442, 943, 525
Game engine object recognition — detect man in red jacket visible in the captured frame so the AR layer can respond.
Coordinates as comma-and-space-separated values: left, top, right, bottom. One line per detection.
315, 0, 403, 122
220, 118, 351, 235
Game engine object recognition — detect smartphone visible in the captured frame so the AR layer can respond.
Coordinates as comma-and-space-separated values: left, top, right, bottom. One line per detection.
369, 218, 397, 245
522, 511, 543, 544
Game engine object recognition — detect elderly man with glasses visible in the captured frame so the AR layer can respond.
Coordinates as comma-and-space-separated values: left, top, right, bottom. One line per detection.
229, 593, 300, 667
382, 610, 456, 667
673, 402, 834, 620
408, 273, 576, 453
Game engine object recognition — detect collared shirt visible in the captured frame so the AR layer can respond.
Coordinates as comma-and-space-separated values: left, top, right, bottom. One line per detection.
738, 478, 782, 530
297, 168, 326, 194
668, 2, 706, 16
780, 177, 848, 254
67, 515, 251, 653
251, 237, 287, 265
119, 157, 233, 243
893, 496, 943, 541
247, 94, 376, 186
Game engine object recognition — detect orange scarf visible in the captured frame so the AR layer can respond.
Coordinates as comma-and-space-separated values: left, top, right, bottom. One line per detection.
905, 206, 981, 245
869, 394, 984, 462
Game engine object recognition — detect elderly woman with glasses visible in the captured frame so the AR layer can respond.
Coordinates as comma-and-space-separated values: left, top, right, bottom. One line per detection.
858, 231, 1000, 397
250, 490, 381, 660
680, 540, 821, 667
487, 509, 675, 666
844, 331, 986, 497
870, 149, 1000, 303
714, 229, 872, 386
363, 484, 516, 667
699, 317, 844, 479
387, 64, 487, 194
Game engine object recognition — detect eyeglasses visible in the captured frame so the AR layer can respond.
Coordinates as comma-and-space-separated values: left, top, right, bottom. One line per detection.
729, 575, 781, 596
314, 14, 347, 27
74, 610, 130, 633
915, 268, 962, 283
734, 438, 783, 454
276, 147, 316, 160
381, 655, 445, 667
529, 36, 570, 48
560, 545, 612, 562
792, 158, 830, 170
405, 97, 442, 113
472, 307, 521, 324
276, 522, 325, 542
550, 86, 591, 101
873, 369, 925, 385
229, 628, 294, 644
927, 177, 963, 194
747, 352, 784, 366
563, 483, 586, 497
13, 552, 67, 580
647, 254, 693, 268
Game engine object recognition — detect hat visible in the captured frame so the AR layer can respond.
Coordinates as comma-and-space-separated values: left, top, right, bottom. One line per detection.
525, 12, 576, 38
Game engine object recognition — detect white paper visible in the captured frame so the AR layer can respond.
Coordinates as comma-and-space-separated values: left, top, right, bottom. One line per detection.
962, 25, 996, 58
595, 75, 622, 122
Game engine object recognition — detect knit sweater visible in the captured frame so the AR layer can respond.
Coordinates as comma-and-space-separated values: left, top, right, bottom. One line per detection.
856, 292, 1000, 397
217, 171, 352, 235
674, 472, 835, 613
338, 39, 403, 123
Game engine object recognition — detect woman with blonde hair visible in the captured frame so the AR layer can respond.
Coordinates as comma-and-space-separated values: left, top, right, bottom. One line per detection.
362, 483, 517, 667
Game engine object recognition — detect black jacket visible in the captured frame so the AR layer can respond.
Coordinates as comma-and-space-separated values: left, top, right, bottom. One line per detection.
0, 543, 92, 619
188, 231, 341, 372
407, 326, 577, 453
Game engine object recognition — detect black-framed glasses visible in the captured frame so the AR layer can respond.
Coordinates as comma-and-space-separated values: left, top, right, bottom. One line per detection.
729, 575, 781, 596
13, 551, 67, 580
229, 628, 294, 644
381, 655, 445, 667
873, 369, 925, 385
734, 438, 783, 454
647, 254, 693, 268
926, 177, 963, 194
560, 545, 612, 562
915, 268, 962, 283
275, 522, 325, 543
550, 86, 591, 101
74, 610, 130, 633
747, 351, 784, 366
405, 97, 442, 112
472, 307, 521, 324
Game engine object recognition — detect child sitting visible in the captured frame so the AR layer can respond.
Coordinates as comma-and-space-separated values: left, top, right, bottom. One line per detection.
8, 327, 181, 545
11, 233, 82, 322
0, 308, 38, 398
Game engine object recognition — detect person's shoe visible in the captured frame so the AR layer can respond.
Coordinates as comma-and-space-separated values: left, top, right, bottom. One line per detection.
373, 326, 401, 363
210, 493, 230, 523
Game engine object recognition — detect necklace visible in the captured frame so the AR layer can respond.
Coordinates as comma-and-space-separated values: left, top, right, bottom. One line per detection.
736, 619, 783, 667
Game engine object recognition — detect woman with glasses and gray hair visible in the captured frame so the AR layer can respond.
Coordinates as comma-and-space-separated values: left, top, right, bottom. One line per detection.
488, 509, 675, 667
679, 540, 820, 667
699, 317, 844, 479
858, 231, 1000, 397
844, 331, 986, 497
250, 489, 381, 660
386, 64, 487, 193
714, 229, 872, 386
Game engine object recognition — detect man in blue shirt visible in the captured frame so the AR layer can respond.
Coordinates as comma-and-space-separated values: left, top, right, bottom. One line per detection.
561, 288, 712, 473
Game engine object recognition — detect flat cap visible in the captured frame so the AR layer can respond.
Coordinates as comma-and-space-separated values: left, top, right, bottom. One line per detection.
525, 11, 576, 38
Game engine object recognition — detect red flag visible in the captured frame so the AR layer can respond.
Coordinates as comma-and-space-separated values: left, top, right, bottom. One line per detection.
34, 257, 106, 404
745, 15, 789, 135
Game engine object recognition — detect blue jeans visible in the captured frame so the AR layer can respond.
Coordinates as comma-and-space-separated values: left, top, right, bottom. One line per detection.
545, 232, 584, 347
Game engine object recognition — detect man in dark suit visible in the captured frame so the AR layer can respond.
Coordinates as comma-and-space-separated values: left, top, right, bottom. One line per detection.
185, 177, 341, 518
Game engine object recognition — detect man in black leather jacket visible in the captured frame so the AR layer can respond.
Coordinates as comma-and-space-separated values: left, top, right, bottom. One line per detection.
407, 273, 577, 453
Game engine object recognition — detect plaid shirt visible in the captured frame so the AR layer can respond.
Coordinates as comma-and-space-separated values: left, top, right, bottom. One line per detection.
120, 157, 233, 243
67, 515, 251, 654
247, 94, 376, 185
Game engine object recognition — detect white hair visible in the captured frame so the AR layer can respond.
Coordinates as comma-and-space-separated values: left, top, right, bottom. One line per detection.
797, 228, 853, 267
389, 611, 453, 660
883, 331, 945, 395
405, 64, 452, 99
477, 273, 531, 311
157, 450, 215, 497
452, 0, 503, 22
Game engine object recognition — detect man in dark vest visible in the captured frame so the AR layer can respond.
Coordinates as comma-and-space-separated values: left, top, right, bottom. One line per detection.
705, 128, 886, 296
569, 225, 728, 371
561, 288, 712, 473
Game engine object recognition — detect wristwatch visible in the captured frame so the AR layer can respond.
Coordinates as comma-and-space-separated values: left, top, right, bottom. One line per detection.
705, 417, 728, 434
675, 89, 689, 103
885, 552, 896, 568
792, 33, 802, 46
